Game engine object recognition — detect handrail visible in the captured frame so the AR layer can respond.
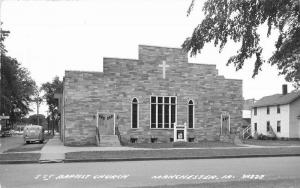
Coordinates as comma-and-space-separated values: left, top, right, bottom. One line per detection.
115, 126, 122, 146
96, 126, 100, 146
242, 125, 251, 139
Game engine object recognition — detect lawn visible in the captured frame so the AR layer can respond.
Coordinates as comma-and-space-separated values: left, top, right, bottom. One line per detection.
0, 153, 41, 163
244, 139, 300, 146
65, 147, 300, 161
125, 141, 238, 148
4, 134, 54, 153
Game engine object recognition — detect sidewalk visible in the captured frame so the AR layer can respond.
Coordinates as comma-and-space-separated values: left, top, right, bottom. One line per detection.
39, 135, 143, 163
39, 135, 65, 163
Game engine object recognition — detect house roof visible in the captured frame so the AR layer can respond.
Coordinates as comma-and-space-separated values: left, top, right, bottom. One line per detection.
253, 90, 300, 108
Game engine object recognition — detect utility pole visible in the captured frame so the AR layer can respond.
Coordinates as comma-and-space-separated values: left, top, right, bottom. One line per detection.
33, 88, 42, 125
36, 97, 40, 125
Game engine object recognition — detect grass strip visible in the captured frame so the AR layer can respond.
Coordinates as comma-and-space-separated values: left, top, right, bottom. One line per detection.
0, 153, 41, 162
65, 147, 300, 160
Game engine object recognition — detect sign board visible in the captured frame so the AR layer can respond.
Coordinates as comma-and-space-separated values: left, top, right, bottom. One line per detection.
174, 123, 187, 142
0, 116, 10, 120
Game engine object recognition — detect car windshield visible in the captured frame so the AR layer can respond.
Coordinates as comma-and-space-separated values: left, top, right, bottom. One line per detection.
25, 126, 41, 131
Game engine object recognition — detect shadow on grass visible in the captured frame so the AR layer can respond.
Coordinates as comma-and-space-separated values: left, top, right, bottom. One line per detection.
124, 141, 239, 149
244, 139, 300, 146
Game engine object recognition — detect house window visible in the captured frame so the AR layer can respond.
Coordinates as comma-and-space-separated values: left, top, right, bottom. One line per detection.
267, 106, 270, 114
188, 100, 194, 129
131, 98, 138, 128
277, 105, 280, 114
151, 96, 176, 129
266, 121, 270, 132
277, 121, 281, 133
254, 107, 257, 116
254, 123, 257, 132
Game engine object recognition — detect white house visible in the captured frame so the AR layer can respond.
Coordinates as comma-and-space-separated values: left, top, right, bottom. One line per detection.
242, 99, 255, 128
251, 85, 300, 138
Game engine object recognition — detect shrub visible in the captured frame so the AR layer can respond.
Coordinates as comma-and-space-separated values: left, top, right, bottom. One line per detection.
267, 129, 277, 140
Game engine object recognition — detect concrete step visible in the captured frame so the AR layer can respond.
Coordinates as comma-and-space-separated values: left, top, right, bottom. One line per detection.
99, 135, 121, 147
220, 135, 233, 143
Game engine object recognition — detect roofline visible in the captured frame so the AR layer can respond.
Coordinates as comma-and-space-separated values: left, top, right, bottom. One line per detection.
103, 57, 139, 61
138, 44, 184, 50
252, 103, 289, 108
65, 70, 103, 74
187, 62, 216, 67
252, 95, 300, 108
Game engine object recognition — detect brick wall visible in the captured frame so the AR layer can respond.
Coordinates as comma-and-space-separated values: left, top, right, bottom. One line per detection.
63, 45, 243, 146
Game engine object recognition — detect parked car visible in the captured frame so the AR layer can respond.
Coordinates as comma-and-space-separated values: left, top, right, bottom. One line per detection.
0, 127, 12, 137
23, 125, 44, 144
0, 121, 12, 137
14, 130, 24, 135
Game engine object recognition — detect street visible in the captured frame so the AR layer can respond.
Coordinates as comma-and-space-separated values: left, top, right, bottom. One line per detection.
1, 157, 300, 188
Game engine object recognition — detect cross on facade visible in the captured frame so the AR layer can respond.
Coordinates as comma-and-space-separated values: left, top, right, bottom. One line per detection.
158, 60, 170, 79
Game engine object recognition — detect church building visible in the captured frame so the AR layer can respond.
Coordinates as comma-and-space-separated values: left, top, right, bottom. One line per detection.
60, 45, 243, 146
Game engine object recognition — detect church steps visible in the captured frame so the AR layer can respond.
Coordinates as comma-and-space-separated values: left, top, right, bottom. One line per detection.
99, 135, 121, 147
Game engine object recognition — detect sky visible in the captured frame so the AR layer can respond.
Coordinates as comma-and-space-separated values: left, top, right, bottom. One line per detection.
0, 0, 294, 116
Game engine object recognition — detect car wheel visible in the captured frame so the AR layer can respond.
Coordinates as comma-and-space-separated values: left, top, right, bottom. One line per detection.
39, 140, 44, 144
26, 141, 30, 144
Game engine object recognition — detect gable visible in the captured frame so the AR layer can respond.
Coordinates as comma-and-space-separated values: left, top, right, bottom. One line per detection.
102, 45, 219, 82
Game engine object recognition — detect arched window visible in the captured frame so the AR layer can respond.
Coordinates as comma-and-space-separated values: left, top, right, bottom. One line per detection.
132, 98, 138, 128
188, 100, 194, 128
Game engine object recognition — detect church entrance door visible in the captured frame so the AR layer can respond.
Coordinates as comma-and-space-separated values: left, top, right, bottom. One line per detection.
97, 113, 115, 135
221, 112, 230, 135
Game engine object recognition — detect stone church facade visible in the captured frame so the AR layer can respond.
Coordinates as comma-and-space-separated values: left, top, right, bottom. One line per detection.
60, 45, 243, 146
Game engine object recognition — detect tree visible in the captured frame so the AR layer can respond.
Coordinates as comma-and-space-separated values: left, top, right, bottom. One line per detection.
32, 87, 43, 125
1, 23, 36, 125
1, 55, 36, 124
183, 0, 300, 87
0, 22, 10, 53
27, 114, 47, 127
41, 76, 63, 134
0, 22, 11, 115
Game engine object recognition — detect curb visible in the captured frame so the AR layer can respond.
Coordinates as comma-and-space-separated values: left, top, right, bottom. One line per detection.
0, 160, 40, 164
63, 153, 300, 163
39, 160, 64, 164
1, 153, 300, 164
